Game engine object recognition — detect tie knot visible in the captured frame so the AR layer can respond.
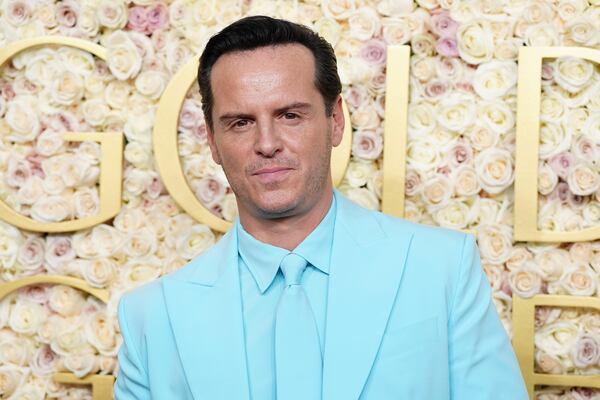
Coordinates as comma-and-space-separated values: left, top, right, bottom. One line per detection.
280, 253, 307, 286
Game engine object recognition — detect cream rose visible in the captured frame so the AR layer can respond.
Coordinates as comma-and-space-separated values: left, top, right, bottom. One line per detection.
345, 161, 377, 188
420, 175, 452, 207
30, 195, 72, 223
524, 23, 560, 47
381, 16, 412, 45
344, 187, 379, 210
567, 163, 599, 196
16, 176, 44, 206
8, 300, 45, 334
81, 99, 109, 127
474, 148, 514, 194
535, 321, 580, 357
0, 365, 27, 399
5, 96, 40, 142
313, 17, 342, 47
560, 265, 597, 296
96, 0, 127, 29
135, 70, 167, 100
453, 166, 480, 196
433, 200, 470, 229
554, 57, 594, 93
435, 95, 475, 132
478, 101, 514, 134
48, 285, 85, 317
123, 227, 157, 259
534, 248, 569, 282
78, 258, 116, 288
73, 187, 99, 218
407, 137, 441, 170
509, 264, 542, 298
535, 351, 565, 374
176, 224, 215, 260
565, 16, 599, 46
120, 258, 161, 290
90, 224, 124, 257
477, 224, 512, 264
456, 19, 494, 64
472, 61, 518, 100
221, 193, 238, 222
408, 101, 436, 136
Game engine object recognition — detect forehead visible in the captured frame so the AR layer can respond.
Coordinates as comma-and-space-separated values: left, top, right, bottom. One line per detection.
209, 44, 319, 111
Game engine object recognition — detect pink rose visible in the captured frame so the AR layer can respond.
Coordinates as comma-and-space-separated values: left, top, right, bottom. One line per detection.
572, 135, 597, 163
548, 152, 573, 180
2, 82, 16, 101
405, 169, 422, 196
26, 152, 46, 179
447, 141, 473, 167
179, 99, 203, 130
344, 86, 369, 110
436, 37, 459, 57
18, 284, 49, 304
191, 121, 208, 143
549, 182, 570, 203
17, 237, 45, 272
429, 12, 458, 38
195, 177, 225, 208
56, 2, 78, 28
351, 130, 383, 160
360, 39, 387, 66
146, 3, 169, 33
541, 63, 554, 82
127, 6, 148, 34
146, 173, 164, 199
45, 236, 76, 272
31, 345, 58, 376
6, 157, 32, 188
572, 334, 600, 368
6, 0, 31, 25
424, 79, 449, 99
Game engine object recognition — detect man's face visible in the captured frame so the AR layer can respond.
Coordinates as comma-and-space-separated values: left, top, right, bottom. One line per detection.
206, 44, 344, 221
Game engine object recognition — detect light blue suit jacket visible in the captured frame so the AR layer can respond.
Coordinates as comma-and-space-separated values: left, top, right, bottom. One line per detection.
114, 192, 527, 399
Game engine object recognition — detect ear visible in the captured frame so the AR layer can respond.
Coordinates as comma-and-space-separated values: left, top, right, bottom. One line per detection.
330, 95, 344, 147
206, 123, 222, 165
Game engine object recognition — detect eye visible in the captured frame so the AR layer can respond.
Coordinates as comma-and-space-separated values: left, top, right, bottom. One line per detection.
283, 112, 298, 120
233, 119, 249, 128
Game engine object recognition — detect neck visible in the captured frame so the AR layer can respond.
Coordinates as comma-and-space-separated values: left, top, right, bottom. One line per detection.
239, 188, 334, 251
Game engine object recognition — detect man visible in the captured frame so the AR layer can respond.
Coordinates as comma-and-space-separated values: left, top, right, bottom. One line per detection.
114, 16, 527, 399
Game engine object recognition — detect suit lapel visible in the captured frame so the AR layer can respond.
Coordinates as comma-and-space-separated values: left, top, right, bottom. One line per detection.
162, 228, 250, 400
323, 193, 414, 400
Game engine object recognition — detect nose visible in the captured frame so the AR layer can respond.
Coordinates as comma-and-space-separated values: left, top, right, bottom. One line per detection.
254, 120, 282, 158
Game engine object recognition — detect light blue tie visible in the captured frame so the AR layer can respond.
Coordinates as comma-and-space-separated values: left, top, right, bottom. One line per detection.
275, 253, 322, 400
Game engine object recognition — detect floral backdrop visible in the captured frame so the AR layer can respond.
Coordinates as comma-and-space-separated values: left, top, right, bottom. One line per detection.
0, 0, 599, 398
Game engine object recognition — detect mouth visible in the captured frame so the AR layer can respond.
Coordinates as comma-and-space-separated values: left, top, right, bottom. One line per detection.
252, 167, 293, 183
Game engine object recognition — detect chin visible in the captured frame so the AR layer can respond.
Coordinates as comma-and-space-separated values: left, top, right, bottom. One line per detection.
254, 191, 301, 218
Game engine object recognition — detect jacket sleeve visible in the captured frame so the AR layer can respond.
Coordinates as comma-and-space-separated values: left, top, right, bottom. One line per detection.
448, 234, 528, 399
114, 295, 151, 400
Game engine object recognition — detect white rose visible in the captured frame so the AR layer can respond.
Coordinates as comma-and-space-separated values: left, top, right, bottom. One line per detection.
345, 161, 377, 188
381, 16, 412, 45
493, 38, 521, 61
540, 92, 566, 123
5, 96, 39, 142
123, 227, 157, 259
113, 207, 146, 233
73, 187, 99, 218
557, 0, 587, 22
535, 321, 579, 357
35, 130, 65, 157
104, 80, 131, 109
41, 175, 65, 196
176, 223, 216, 261
64, 352, 97, 378
343, 187, 379, 210
478, 101, 514, 134
538, 162, 558, 195
81, 99, 109, 127
30, 195, 72, 223
91, 224, 123, 257
524, 23, 560, 46
96, 0, 127, 29
408, 101, 436, 136
554, 57, 594, 93
477, 224, 512, 264
453, 165, 481, 196
567, 163, 599, 196
8, 300, 45, 334
351, 130, 383, 160
509, 263, 542, 298
221, 193, 238, 222
433, 200, 470, 229
321, 0, 356, 20
560, 265, 597, 296
565, 16, 599, 46
436, 95, 475, 132
406, 137, 441, 170
51, 326, 87, 356
124, 141, 152, 169
73, 258, 116, 288
456, 19, 494, 64
539, 122, 571, 160
48, 286, 85, 320
77, 6, 100, 37
474, 148, 514, 194
135, 70, 167, 100
123, 111, 153, 144
312, 17, 342, 47
0, 221, 22, 269
467, 123, 498, 151
348, 7, 380, 40
50, 70, 84, 106
421, 175, 452, 207
569, 242, 593, 264
60, 155, 98, 187
0, 365, 27, 398
16, 176, 44, 206
473, 61, 518, 100
534, 248, 570, 282
120, 258, 161, 290
124, 168, 153, 196
85, 311, 119, 356
582, 202, 600, 226
377, 0, 413, 16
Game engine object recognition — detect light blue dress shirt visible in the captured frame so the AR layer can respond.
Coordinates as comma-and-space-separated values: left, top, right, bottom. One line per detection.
237, 197, 336, 400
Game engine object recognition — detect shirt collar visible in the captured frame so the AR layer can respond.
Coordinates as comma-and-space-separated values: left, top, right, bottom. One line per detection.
237, 195, 337, 293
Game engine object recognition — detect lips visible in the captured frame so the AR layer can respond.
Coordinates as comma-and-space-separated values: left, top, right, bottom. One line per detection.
252, 166, 293, 183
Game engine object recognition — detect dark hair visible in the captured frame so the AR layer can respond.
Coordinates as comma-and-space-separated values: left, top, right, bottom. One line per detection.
197, 15, 342, 129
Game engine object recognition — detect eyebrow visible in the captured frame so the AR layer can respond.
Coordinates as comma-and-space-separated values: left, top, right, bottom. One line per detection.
217, 102, 313, 126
